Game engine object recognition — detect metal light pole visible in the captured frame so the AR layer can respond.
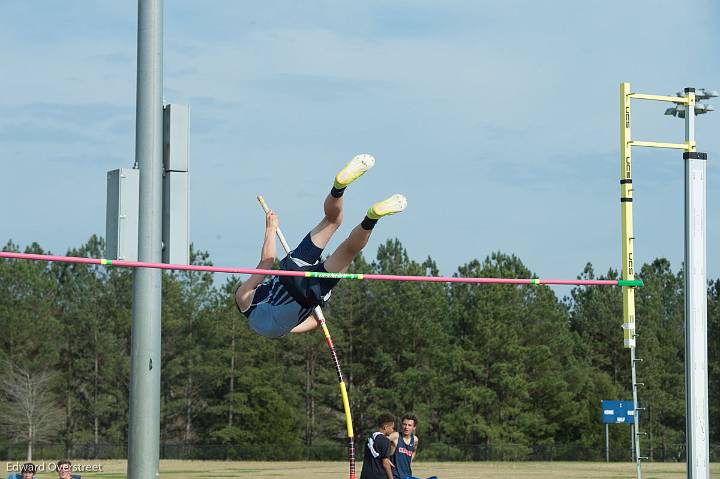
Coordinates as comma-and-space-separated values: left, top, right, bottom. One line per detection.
128, 1, 163, 478
665, 86, 717, 479
679, 88, 711, 479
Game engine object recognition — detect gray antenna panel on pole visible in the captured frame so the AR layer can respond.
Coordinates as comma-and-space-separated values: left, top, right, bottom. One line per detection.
106, 168, 139, 261
162, 104, 189, 265
163, 104, 189, 172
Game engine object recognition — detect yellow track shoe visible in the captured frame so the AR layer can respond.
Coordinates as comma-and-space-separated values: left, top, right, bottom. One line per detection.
334, 154, 375, 189
367, 194, 407, 220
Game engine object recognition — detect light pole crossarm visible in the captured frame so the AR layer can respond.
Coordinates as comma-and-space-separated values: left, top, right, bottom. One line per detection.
629, 140, 695, 150
629, 93, 690, 103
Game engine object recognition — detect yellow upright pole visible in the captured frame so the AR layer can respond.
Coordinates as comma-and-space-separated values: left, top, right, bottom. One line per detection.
621, 82, 644, 479
620, 82, 636, 349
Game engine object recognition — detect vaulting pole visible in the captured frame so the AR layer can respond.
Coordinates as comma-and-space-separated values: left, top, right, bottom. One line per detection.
256, 195, 356, 479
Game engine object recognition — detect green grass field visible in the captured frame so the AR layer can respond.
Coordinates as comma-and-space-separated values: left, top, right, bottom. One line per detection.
5, 460, 718, 478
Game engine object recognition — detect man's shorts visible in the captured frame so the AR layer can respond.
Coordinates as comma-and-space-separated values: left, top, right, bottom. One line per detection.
279, 232, 341, 309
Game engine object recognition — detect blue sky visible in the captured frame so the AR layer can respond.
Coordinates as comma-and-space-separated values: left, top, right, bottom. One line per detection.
2, 0, 720, 288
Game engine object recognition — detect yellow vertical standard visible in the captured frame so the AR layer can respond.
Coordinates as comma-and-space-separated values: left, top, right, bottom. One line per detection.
620, 82, 636, 349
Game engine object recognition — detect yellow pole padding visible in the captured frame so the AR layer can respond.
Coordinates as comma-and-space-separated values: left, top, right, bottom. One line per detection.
620, 82, 636, 349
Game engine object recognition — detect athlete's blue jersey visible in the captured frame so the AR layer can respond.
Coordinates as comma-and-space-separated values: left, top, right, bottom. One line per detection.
392, 434, 415, 479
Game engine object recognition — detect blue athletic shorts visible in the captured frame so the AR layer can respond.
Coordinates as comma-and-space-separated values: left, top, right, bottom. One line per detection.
279, 232, 340, 308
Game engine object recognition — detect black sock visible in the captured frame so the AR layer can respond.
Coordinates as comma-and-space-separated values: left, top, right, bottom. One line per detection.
331, 186, 346, 198
361, 216, 378, 230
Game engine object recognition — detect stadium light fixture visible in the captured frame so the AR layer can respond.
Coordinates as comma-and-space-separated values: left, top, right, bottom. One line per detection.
664, 88, 717, 117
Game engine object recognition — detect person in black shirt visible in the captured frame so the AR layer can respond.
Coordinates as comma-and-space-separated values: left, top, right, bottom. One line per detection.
360, 413, 396, 479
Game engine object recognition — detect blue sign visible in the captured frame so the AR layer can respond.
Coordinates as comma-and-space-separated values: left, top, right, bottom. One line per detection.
601, 400, 638, 424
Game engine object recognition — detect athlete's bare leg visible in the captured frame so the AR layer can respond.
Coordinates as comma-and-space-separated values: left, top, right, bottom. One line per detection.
308, 193, 343, 249
324, 194, 407, 273
308, 154, 375, 249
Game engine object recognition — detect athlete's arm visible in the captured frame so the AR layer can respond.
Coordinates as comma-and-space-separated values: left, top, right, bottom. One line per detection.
290, 312, 321, 334
380, 435, 395, 479
382, 458, 394, 479
235, 212, 278, 311
388, 431, 399, 455
412, 434, 419, 460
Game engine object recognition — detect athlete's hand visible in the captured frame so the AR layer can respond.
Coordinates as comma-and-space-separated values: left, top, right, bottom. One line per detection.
265, 211, 279, 230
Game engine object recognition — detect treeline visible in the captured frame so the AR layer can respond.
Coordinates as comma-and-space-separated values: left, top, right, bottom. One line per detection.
0, 236, 718, 461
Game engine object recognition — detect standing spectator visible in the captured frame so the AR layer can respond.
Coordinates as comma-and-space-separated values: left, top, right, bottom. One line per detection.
389, 414, 420, 479
360, 413, 396, 479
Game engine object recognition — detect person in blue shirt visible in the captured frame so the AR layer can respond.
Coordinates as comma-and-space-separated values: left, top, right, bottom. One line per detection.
235, 154, 407, 338
7, 463, 36, 479
389, 414, 420, 479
